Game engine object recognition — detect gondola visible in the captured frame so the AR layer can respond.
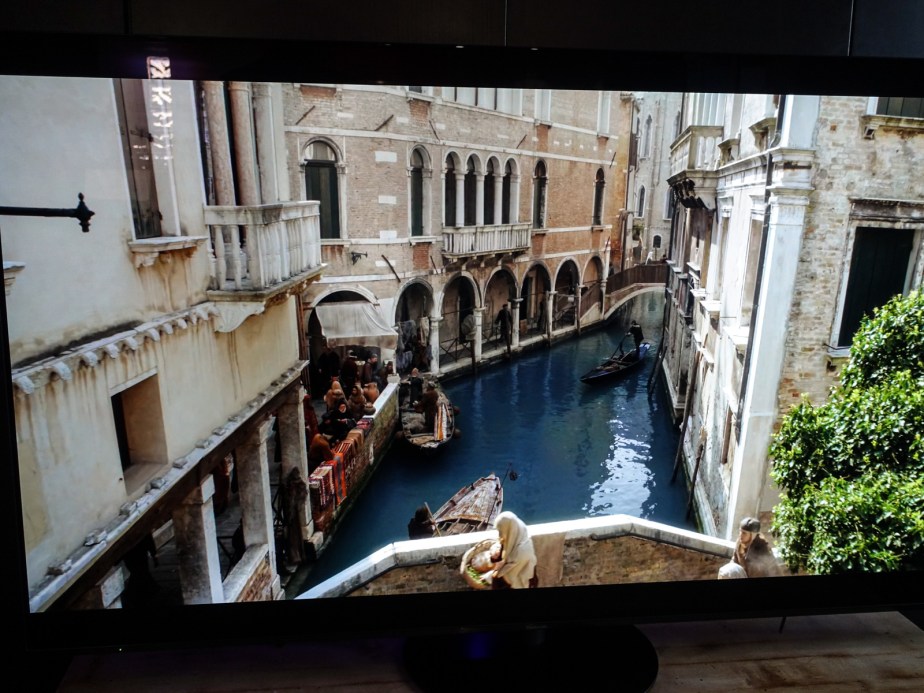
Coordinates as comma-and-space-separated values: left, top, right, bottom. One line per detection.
397, 375, 457, 453
430, 473, 504, 536
580, 338, 651, 384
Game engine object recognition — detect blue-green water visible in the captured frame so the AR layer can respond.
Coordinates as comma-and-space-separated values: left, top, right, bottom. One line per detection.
296, 295, 692, 592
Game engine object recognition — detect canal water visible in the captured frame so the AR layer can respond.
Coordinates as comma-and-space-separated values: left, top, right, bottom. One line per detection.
293, 293, 693, 593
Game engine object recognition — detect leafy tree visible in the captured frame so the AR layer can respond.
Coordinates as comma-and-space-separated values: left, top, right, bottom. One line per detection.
769, 289, 924, 574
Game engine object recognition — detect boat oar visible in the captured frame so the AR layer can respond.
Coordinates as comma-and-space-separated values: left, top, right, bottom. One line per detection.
424, 501, 441, 537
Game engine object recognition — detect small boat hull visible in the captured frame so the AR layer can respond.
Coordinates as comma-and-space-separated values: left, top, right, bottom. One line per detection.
431, 474, 504, 535
580, 341, 651, 384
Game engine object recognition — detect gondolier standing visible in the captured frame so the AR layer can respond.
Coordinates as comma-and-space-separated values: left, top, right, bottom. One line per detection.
628, 320, 644, 360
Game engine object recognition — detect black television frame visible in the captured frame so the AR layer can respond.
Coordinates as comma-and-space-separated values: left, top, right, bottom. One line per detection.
4, 0, 924, 673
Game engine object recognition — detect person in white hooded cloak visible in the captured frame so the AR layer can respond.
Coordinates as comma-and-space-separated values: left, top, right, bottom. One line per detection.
491, 511, 538, 589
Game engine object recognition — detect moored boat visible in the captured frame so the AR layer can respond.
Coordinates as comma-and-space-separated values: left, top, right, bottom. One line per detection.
580, 340, 651, 384
430, 473, 504, 536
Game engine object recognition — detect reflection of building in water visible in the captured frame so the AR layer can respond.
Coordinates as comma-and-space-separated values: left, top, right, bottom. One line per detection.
661, 92, 924, 541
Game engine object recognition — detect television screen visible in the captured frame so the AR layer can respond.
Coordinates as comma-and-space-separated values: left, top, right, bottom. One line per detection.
3, 9, 924, 689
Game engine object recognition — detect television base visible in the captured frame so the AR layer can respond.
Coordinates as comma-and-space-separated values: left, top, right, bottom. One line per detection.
402, 624, 658, 692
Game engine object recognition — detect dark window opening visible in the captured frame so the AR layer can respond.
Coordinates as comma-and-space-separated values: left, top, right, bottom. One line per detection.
877, 97, 924, 119
444, 157, 457, 226
410, 149, 424, 236
838, 227, 915, 346
592, 168, 605, 226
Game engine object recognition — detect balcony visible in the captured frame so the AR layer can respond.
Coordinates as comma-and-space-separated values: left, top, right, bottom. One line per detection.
441, 223, 531, 262
204, 202, 323, 332
204, 201, 322, 293
669, 125, 724, 179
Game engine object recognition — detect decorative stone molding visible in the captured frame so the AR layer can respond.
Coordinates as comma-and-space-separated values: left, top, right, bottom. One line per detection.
11, 304, 220, 394
3, 261, 25, 295
210, 301, 266, 333
128, 236, 208, 268
860, 114, 924, 140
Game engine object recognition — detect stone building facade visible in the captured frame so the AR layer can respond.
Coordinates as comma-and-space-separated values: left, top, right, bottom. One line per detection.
661, 92, 924, 540
3, 75, 325, 611
627, 91, 684, 267
280, 84, 637, 390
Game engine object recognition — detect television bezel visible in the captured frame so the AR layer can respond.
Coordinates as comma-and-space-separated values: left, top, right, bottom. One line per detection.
4, 12, 924, 663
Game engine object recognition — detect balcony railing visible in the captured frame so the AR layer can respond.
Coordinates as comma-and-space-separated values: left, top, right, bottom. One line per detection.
441, 223, 531, 258
204, 201, 321, 291
669, 125, 725, 178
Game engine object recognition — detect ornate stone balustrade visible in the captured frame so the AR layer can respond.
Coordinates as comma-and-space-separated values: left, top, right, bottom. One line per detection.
669, 125, 725, 178
441, 222, 531, 258
204, 201, 321, 291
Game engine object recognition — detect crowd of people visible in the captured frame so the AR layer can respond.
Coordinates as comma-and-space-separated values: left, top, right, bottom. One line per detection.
313, 342, 394, 467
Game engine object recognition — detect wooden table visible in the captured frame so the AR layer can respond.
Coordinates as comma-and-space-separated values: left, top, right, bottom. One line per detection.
55, 611, 924, 692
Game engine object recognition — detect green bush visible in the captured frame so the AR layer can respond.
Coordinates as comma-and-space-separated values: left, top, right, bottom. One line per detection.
770, 290, 924, 575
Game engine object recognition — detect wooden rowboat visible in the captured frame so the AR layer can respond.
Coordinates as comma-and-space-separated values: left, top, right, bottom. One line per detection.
430, 474, 504, 536
580, 340, 651, 384
398, 376, 457, 453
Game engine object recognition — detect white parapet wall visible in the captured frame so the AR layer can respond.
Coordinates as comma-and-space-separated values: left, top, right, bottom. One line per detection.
298, 514, 737, 599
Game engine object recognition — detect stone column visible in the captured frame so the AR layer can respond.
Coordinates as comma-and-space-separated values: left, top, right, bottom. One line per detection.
228, 82, 260, 206
511, 298, 523, 350
276, 383, 312, 539
172, 475, 224, 604
235, 417, 278, 574
428, 316, 443, 374
575, 286, 583, 335
493, 174, 504, 226
203, 82, 241, 288
725, 184, 811, 540
475, 173, 485, 226
202, 82, 235, 206
546, 291, 556, 341
510, 174, 521, 223
454, 172, 465, 227
473, 307, 485, 364
252, 82, 286, 204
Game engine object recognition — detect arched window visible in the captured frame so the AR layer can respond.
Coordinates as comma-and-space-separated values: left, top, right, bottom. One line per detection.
643, 115, 653, 158
637, 185, 646, 217
532, 160, 548, 229
444, 155, 456, 227
653, 234, 662, 249
410, 148, 425, 236
502, 161, 512, 224
464, 156, 477, 226
592, 168, 605, 226
485, 159, 497, 225
304, 140, 340, 239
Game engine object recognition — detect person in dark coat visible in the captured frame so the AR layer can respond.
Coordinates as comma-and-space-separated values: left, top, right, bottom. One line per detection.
495, 302, 513, 356
407, 367, 424, 406
316, 340, 340, 393
628, 320, 644, 359
360, 353, 379, 386
318, 399, 355, 443
417, 381, 440, 430
408, 505, 435, 539
339, 350, 360, 394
